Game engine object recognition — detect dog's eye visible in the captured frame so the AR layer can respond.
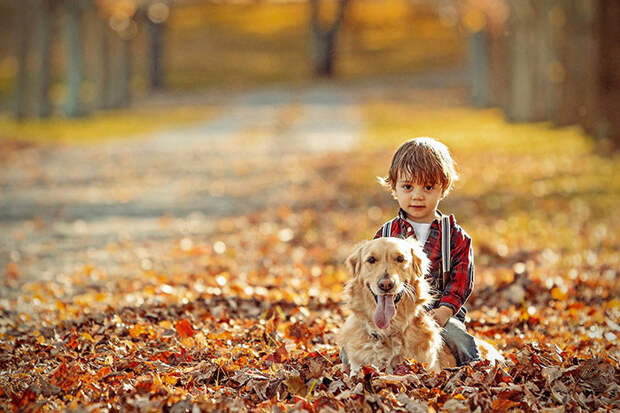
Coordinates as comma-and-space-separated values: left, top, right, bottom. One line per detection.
396, 255, 405, 263
367, 256, 376, 264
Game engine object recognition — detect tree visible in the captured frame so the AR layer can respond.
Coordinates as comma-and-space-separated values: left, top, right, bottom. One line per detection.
116, 28, 133, 108
97, 0, 138, 108
14, 0, 33, 120
309, 0, 350, 77
505, 0, 539, 122
595, 0, 620, 145
144, 1, 170, 90
64, 0, 88, 117
36, 0, 58, 118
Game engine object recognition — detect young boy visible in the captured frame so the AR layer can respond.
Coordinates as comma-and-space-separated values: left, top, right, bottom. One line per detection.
374, 137, 480, 366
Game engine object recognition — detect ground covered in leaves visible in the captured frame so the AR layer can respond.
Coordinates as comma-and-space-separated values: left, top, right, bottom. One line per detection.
1, 96, 619, 411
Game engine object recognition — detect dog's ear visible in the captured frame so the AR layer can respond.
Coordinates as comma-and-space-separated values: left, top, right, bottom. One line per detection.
408, 239, 433, 306
408, 239, 430, 277
346, 242, 366, 276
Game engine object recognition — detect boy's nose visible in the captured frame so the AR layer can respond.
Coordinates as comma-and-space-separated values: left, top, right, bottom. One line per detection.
411, 190, 424, 199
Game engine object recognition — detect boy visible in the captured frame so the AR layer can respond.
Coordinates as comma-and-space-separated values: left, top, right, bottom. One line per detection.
374, 137, 479, 366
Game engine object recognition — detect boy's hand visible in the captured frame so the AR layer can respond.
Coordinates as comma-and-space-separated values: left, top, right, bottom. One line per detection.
431, 306, 454, 327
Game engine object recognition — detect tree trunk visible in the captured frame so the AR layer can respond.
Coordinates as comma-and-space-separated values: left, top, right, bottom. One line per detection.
14, 0, 32, 120
96, 15, 111, 110
64, 0, 85, 117
468, 30, 489, 107
309, 0, 349, 78
506, 0, 539, 122
487, 18, 510, 109
596, 0, 620, 146
37, 0, 56, 118
550, 0, 579, 126
534, 0, 557, 121
117, 37, 132, 108
148, 20, 164, 90
580, 0, 599, 136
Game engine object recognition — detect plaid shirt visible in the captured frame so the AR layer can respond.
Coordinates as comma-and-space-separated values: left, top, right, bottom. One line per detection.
374, 209, 474, 319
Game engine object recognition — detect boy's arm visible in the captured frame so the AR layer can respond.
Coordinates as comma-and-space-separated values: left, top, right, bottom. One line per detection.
439, 229, 474, 316
430, 306, 453, 327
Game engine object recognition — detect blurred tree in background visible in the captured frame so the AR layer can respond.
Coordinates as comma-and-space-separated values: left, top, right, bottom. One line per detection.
309, 0, 349, 77
5, 0, 170, 118
1, 0, 618, 146
465, 0, 619, 146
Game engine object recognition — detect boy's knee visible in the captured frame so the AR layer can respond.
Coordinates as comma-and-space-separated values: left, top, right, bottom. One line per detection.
441, 318, 480, 366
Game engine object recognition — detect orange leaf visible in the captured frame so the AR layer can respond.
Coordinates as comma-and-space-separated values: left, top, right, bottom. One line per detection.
175, 319, 195, 338
80, 332, 95, 342
5, 262, 19, 279
550, 287, 567, 301
159, 320, 173, 329
161, 373, 179, 386
129, 324, 148, 338
95, 366, 112, 381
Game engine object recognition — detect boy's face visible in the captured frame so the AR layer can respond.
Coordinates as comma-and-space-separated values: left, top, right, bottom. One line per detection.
394, 176, 444, 223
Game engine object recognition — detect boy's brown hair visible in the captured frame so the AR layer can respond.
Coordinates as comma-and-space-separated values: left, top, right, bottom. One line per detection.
380, 137, 459, 196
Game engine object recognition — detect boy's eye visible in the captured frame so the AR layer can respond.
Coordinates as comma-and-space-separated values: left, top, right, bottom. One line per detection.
425, 185, 434, 191
367, 256, 377, 264
403, 184, 412, 190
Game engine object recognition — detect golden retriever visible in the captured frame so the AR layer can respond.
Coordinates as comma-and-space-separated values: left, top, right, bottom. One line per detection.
337, 237, 502, 373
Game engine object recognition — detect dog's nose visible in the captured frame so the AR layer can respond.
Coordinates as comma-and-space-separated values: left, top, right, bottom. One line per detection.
377, 278, 394, 292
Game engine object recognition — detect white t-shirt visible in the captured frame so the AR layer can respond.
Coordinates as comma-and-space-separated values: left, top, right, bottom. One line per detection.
406, 219, 432, 245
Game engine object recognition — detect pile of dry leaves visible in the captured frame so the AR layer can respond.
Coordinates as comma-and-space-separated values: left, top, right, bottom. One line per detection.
1, 145, 618, 411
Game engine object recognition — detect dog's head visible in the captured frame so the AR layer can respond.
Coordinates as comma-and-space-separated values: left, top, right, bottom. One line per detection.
345, 237, 431, 329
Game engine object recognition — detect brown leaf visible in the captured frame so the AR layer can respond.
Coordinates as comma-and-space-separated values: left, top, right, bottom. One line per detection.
284, 371, 306, 397
491, 397, 520, 412
266, 344, 289, 363
579, 357, 615, 393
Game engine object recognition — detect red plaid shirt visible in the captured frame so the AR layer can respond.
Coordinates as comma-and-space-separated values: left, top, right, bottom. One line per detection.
374, 209, 474, 319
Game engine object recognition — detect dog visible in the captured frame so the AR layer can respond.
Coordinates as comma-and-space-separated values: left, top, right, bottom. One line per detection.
337, 237, 502, 373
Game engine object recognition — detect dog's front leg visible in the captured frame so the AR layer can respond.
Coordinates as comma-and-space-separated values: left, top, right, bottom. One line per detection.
386, 336, 405, 373
423, 350, 440, 372
349, 361, 361, 377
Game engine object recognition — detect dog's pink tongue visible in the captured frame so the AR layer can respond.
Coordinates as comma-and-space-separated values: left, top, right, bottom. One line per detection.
374, 295, 396, 329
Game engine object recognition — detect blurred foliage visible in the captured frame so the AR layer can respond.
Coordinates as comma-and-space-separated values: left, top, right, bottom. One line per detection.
0, 105, 216, 144
166, 0, 463, 90
0, 0, 465, 104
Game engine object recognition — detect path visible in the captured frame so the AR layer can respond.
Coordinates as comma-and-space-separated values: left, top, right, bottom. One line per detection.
0, 85, 362, 285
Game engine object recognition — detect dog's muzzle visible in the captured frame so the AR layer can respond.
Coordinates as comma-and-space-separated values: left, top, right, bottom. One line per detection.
367, 283, 405, 306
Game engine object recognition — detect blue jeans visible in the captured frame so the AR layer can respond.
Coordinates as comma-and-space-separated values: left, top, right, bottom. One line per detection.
441, 317, 480, 366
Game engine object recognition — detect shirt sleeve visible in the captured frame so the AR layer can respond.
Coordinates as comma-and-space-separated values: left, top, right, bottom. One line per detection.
439, 228, 474, 315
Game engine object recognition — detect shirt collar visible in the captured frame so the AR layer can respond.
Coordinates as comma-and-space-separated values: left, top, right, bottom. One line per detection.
398, 208, 444, 223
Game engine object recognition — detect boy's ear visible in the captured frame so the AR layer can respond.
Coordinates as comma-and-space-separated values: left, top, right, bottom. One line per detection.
346, 242, 366, 276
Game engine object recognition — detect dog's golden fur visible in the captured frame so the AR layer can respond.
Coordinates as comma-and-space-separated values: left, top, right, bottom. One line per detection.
338, 237, 501, 373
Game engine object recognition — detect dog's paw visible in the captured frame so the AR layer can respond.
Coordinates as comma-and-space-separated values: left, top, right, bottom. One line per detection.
389, 354, 404, 372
